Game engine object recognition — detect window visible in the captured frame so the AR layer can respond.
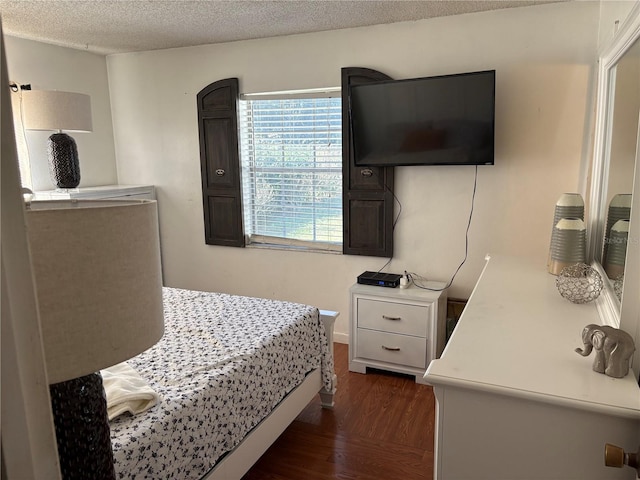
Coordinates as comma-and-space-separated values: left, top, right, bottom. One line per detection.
239, 91, 342, 251
197, 73, 393, 256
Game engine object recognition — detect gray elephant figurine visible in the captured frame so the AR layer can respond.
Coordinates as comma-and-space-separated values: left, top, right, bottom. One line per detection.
575, 324, 635, 378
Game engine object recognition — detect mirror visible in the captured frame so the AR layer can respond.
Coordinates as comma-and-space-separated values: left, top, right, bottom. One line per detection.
600, 40, 639, 294
588, 10, 640, 329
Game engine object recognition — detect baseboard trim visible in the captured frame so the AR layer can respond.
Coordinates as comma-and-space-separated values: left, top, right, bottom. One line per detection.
333, 332, 349, 344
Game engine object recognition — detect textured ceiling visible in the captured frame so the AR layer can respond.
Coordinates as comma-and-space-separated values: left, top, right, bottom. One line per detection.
0, 0, 564, 55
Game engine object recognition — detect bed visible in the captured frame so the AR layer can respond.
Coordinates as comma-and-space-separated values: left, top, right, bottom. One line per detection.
108, 287, 337, 479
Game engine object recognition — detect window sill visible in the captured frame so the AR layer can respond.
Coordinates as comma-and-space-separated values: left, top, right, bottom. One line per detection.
245, 242, 342, 255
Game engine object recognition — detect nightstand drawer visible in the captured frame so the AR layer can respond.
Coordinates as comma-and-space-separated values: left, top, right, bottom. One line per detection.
356, 329, 427, 369
357, 298, 429, 337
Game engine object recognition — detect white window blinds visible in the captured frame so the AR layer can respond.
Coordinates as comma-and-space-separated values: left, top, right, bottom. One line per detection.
239, 92, 342, 250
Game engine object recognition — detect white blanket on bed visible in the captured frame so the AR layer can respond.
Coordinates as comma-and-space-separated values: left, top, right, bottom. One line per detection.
101, 362, 160, 420
111, 287, 333, 479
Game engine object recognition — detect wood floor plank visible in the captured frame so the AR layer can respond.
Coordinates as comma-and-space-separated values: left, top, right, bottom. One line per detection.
391, 384, 436, 450
242, 343, 436, 479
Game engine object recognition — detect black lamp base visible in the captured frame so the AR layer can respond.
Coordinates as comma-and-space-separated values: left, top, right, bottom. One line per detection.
49, 373, 115, 480
48, 132, 81, 189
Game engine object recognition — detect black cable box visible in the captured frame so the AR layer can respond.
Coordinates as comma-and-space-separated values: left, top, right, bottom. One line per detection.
357, 271, 402, 288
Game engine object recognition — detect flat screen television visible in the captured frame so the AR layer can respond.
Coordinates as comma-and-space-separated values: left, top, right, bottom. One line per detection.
349, 70, 495, 167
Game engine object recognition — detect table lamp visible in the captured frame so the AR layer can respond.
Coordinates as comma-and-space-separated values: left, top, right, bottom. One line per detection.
22, 90, 92, 189
25, 199, 164, 479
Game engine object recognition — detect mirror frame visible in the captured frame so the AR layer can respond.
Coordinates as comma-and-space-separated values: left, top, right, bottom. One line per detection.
588, 3, 640, 329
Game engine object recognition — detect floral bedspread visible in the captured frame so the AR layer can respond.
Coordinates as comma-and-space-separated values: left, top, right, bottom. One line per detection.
110, 287, 333, 479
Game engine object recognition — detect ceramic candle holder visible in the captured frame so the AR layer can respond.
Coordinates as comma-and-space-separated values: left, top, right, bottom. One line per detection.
548, 193, 584, 270
548, 217, 586, 275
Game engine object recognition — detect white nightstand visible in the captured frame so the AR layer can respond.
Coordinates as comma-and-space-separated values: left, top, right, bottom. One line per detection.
349, 282, 447, 384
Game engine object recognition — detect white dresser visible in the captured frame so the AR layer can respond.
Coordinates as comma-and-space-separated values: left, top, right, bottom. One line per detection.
32, 184, 155, 201
425, 255, 640, 479
349, 282, 447, 384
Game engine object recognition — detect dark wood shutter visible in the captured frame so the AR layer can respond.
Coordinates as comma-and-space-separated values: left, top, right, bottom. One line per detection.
342, 67, 395, 257
197, 78, 244, 247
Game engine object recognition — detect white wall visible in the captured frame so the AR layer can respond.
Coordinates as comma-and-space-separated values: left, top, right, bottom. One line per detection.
598, 0, 639, 51
5, 36, 117, 191
1, 29, 61, 480
106, 1, 599, 339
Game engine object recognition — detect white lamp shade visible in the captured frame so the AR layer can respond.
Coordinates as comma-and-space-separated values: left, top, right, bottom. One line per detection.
26, 200, 164, 384
22, 90, 93, 132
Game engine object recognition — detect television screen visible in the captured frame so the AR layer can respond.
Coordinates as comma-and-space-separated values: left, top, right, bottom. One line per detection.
349, 70, 495, 167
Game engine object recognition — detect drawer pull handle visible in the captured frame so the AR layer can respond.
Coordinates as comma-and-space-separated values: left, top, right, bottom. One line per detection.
382, 315, 401, 321
381, 345, 401, 351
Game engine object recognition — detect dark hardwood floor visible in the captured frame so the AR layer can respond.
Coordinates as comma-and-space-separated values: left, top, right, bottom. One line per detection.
242, 343, 436, 480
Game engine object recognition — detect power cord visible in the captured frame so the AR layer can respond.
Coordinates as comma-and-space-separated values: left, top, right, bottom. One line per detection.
375, 168, 402, 274
408, 164, 479, 292
10, 82, 34, 189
